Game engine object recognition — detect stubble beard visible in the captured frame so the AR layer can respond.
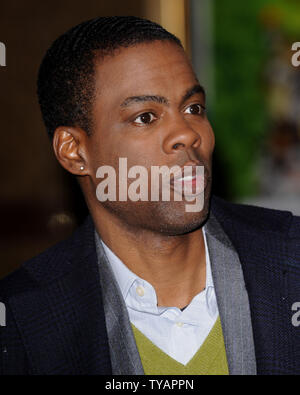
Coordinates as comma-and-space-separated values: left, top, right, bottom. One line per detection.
98, 175, 213, 237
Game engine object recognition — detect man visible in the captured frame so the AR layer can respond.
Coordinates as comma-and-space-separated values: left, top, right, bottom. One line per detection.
0, 16, 299, 375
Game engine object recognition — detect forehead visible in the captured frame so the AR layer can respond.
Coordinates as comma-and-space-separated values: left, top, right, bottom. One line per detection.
94, 41, 198, 103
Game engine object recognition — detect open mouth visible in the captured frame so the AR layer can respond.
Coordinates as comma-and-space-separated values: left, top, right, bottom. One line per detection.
169, 165, 207, 197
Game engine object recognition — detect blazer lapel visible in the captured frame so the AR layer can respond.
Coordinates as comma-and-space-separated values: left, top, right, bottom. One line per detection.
205, 214, 257, 375
94, 231, 144, 375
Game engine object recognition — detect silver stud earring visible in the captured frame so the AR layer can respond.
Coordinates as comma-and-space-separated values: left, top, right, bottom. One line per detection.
80, 166, 85, 171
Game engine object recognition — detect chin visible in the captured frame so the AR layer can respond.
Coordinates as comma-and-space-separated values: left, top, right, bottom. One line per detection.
99, 185, 212, 236
154, 199, 211, 236
150, 184, 213, 235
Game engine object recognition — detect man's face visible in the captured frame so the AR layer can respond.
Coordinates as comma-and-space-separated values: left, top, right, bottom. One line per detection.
85, 40, 215, 235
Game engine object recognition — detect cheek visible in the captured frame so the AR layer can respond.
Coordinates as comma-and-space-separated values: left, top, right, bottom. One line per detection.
88, 135, 158, 185
201, 123, 215, 158
118, 137, 160, 169
90, 143, 109, 168
85, 137, 116, 182
209, 127, 215, 152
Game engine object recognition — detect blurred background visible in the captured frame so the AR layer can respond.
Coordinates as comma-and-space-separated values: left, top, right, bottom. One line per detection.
0, 0, 299, 278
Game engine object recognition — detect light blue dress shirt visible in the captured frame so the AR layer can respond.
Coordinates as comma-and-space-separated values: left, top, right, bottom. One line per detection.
101, 226, 219, 365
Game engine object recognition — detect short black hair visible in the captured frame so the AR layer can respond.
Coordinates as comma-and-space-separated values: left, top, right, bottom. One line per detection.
37, 16, 183, 139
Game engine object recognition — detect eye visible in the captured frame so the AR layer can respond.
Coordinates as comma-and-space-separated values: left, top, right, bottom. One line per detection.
133, 112, 157, 125
184, 104, 205, 115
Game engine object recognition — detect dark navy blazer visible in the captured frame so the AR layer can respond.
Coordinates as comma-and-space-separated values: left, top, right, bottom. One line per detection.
0, 196, 299, 375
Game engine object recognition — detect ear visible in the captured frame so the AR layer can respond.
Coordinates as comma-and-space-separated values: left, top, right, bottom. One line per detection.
52, 126, 89, 176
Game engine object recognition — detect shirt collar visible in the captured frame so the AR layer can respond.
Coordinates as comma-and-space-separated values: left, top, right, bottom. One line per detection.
100, 240, 137, 300
100, 225, 215, 311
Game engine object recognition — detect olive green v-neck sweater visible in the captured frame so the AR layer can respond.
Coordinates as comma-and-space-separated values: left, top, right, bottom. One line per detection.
131, 316, 229, 375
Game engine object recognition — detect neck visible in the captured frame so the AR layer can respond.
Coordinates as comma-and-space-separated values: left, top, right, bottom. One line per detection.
91, 204, 206, 309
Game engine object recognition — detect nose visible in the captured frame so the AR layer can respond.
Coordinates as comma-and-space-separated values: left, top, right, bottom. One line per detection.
162, 118, 201, 154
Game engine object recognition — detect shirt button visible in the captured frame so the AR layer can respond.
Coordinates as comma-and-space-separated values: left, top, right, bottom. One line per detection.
136, 285, 145, 297
176, 322, 184, 327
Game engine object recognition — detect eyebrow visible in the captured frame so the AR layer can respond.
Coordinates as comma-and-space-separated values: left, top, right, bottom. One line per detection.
121, 95, 169, 107
120, 84, 205, 108
181, 84, 206, 105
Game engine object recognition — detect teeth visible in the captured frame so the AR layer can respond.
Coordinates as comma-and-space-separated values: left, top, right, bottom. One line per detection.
176, 175, 195, 182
